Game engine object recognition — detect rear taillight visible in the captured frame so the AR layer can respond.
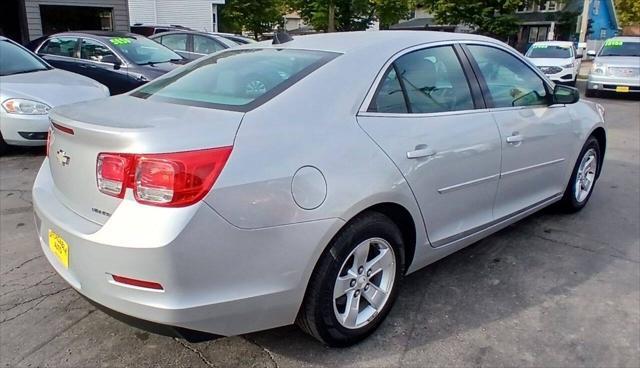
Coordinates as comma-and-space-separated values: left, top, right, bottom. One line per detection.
97, 153, 133, 198
96, 147, 232, 207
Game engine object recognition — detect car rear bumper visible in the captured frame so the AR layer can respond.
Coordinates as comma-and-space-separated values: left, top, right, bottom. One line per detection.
33, 159, 343, 336
0, 112, 48, 146
587, 74, 640, 92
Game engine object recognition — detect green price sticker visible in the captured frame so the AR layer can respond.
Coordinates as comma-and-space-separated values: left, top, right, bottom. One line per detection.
604, 40, 623, 47
110, 37, 132, 46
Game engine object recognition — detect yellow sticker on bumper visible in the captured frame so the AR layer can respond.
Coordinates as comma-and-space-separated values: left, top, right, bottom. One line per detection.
48, 230, 69, 268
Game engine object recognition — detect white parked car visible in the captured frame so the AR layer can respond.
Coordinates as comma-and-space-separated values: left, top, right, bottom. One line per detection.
525, 41, 582, 85
0, 36, 109, 154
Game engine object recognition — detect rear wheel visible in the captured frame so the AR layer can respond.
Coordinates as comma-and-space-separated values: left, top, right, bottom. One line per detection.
297, 212, 404, 347
558, 137, 600, 212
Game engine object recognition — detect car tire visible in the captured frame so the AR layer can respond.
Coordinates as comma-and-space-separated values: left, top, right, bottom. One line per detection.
297, 211, 405, 347
558, 137, 601, 212
585, 88, 598, 98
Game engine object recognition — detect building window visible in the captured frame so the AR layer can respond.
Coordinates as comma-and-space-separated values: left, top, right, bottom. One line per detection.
600, 28, 607, 39
538, 1, 559, 12
517, 1, 533, 13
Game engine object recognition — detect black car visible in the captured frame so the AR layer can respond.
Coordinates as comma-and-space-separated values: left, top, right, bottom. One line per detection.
149, 30, 238, 60
28, 31, 187, 95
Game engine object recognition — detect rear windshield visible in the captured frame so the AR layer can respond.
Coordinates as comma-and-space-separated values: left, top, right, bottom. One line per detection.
599, 40, 640, 57
131, 48, 339, 111
526, 44, 572, 58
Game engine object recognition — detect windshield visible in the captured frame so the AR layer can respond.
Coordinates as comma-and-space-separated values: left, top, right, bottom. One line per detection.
0, 40, 49, 76
107, 36, 183, 65
132, 48, 339, 111
526, 44, 572, 58
599, 40, 640, 57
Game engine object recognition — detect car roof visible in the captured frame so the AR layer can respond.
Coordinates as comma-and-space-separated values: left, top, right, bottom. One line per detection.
243, 31, 499, 54
531, 40, 573, 46
608, 36, 640, 42
49, 30, 140, 38
149, 30, 221, 38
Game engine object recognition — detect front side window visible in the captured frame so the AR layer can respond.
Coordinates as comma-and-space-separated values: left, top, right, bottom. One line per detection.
160, 34, 187, 52
0, 40, 49, 76
392, 46, 474, 114
39, 37, 78, 58
80, 39, 116, 62
467, 45, 548, 108
193, 35, 224, 54
526, 44, 572, 58
132, 48, 339, 111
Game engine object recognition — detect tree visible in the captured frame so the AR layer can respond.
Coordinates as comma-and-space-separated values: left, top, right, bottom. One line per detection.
284, 0, 414, 32
219, 0, 284, 39
418, 0, 523, 39
615, 0, 640, 26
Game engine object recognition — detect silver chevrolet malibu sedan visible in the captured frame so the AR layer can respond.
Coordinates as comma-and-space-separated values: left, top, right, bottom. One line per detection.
34, 31, 606, 346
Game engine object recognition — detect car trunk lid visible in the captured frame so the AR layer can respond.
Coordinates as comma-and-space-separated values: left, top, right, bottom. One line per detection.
48, 95, 243, 225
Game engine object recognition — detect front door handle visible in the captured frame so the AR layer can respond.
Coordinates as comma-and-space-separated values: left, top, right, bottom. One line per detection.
506, 134, 524, 145
407, 145, 436, 159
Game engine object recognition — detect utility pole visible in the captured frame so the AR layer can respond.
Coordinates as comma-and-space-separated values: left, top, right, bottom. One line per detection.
579, 0, 590, 42
328, 0, 336, 32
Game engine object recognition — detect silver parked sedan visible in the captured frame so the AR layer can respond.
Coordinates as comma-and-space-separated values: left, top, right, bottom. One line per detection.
34, 31, 606, 347
586, 36, 640, 96
0, 36, 109, 153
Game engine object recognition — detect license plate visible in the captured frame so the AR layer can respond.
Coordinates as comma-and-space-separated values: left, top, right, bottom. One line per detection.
48, 230, 69, 268
616, 86, 630, 93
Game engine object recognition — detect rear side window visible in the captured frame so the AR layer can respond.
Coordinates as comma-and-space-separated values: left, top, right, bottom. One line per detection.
39, 37, 78, 58
467, 45, 548, 108
132, 48, 340, 112
193, 35, 224, 54
370, 46, 474, 114
160, 34, 187, 51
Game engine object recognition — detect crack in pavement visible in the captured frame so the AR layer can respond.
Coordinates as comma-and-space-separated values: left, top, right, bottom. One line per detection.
243, 336, 279, 368
173, 338, 215, 367
0, 287, 71, 319
528, 232, 640, 264
14, 309, 96, 365
0, 255, 43, 276
0, 274, 56, 298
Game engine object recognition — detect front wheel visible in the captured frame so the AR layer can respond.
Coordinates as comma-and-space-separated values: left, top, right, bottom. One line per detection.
0, 132, 9, 156
297, 212, 404, 347
558, 137, 601, 212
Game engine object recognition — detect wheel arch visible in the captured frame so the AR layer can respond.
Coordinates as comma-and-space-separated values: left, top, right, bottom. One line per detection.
589, 127, 606, 178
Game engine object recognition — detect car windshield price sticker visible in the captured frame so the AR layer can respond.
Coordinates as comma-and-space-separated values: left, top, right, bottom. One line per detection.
110, 37, 132, 46
604, 40, 623, 47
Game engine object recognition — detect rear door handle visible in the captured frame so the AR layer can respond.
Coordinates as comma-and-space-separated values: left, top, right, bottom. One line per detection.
506, 134, 523, 145
407, 145, 436, 159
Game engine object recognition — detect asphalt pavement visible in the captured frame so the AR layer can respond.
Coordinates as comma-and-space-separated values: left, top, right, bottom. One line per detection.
1, 86, 638, 367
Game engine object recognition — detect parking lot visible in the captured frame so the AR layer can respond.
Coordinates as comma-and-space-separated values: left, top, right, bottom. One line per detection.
1, 85, 638, 367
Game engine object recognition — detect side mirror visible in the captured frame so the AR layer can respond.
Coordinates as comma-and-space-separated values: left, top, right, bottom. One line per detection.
553, 84, 580, 104
101, 55, 122, 69
576, 53, 583, 59
587, 50, 596, 57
